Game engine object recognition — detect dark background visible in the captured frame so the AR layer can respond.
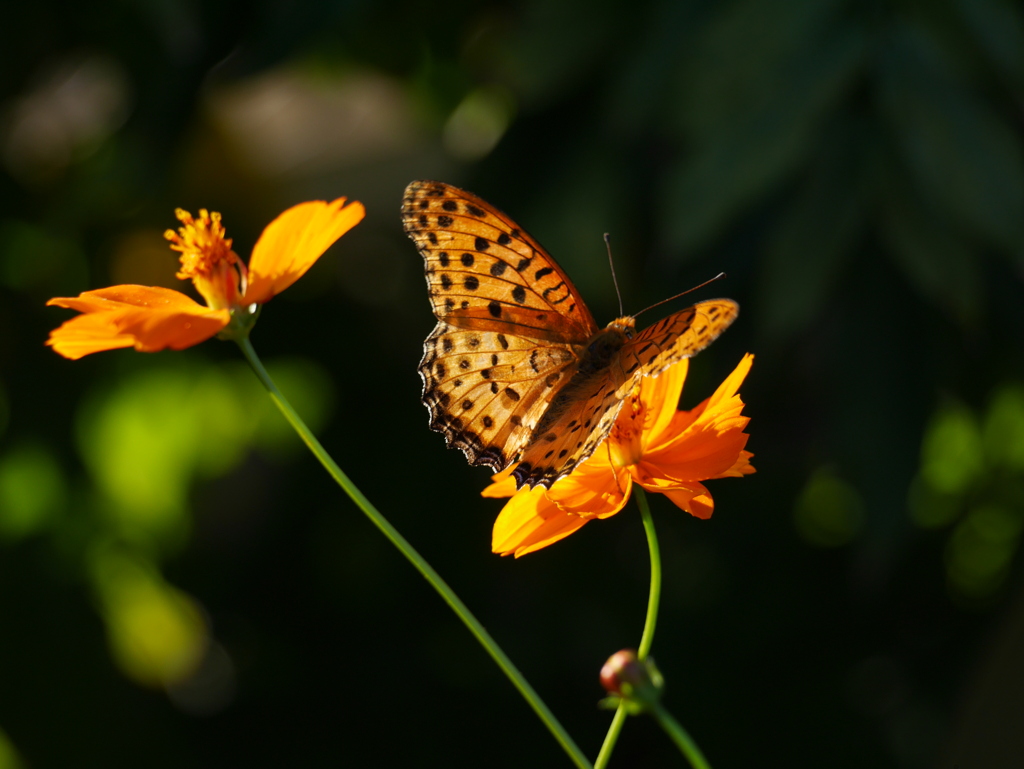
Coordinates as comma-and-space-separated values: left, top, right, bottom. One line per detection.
2, 0, 1024, 766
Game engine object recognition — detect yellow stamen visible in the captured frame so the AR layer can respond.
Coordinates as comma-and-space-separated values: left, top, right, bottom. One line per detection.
165, 209, 245, 310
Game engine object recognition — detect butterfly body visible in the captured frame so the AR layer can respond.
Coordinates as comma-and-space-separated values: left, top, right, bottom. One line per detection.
403, 180, 738, 489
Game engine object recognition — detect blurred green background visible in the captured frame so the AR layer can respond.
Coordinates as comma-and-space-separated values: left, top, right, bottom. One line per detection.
3, 0, 1024, 766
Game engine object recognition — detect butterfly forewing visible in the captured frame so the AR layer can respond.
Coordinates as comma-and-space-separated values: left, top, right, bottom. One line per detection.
402, 181, 598, 343
615, 300, 739, 397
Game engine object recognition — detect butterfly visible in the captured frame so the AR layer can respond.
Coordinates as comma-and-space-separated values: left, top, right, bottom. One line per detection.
402, 180, 738, 489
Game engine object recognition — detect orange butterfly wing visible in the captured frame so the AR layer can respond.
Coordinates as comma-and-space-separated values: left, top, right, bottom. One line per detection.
616, 300, 740, 393
403, 180, 597, 474
402, 180, 597, 342
403, 180, 739, 489
510, 301, 739, 487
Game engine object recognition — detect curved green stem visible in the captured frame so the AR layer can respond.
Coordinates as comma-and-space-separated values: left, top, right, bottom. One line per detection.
594, 488, 662, 769
651, 703, 712, 769
237, 337, 591, 769
636, 488, 661, 660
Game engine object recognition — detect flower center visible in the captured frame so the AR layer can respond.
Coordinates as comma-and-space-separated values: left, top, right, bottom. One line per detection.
608, 385, 645, 469
165, 209, 246, 311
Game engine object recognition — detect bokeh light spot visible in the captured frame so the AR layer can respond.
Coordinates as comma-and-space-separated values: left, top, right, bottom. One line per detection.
793, 466, 865, 547
443, 86, 515, 161
0, 443, 65, 541
74, 359, 334, 547
90, 547, 208, 687
0, 54, 131, 185
983, 383, 1024, 472
920, 403, 985, 495
76, 366, 253, 542
945, 505, 1023, 600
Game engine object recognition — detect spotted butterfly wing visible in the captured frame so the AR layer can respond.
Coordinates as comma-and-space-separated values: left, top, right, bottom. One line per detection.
511, 300, 739, 487
402, 180, 738, 488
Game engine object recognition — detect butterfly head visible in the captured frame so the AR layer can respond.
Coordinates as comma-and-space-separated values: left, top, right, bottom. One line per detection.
607, 316, 636, 340
576, 317, 636, 377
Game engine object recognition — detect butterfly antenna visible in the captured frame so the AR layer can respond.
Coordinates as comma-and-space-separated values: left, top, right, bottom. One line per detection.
604, 233, 625, 317
633, 272, 727, 319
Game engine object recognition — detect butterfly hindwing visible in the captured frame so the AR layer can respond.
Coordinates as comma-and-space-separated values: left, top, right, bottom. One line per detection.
512, 368, 627, 488
419, 323, 584, 472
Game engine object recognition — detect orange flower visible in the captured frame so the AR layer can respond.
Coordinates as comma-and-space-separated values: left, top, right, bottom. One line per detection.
47, 199, 364, 359
484, 354, 755, 557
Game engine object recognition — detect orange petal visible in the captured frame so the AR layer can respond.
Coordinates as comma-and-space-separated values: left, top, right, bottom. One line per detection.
706, 353, 754, 410
546, 458, 631, 517
481, 470, 519, 499
244, 198, 365, 304
643, 355, 752, 457
491, 486, 591, 557
718, 450, 756, 478
47, 285, 230, 359
652, 425, 750, 480
645, 355, 753, 478
639, 476, 715, 519
639, 358, 689, 449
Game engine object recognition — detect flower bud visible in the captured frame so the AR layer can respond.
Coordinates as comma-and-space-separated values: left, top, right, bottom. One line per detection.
600, 649, 644, 695
600, 649, 663, 710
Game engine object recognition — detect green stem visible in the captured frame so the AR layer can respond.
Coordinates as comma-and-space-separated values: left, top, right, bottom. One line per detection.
651, 703, 712, 769
236, 337, 591, 769
593, 706, 628, 769
635, 489, 661, 660
593, 488, 662, 769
